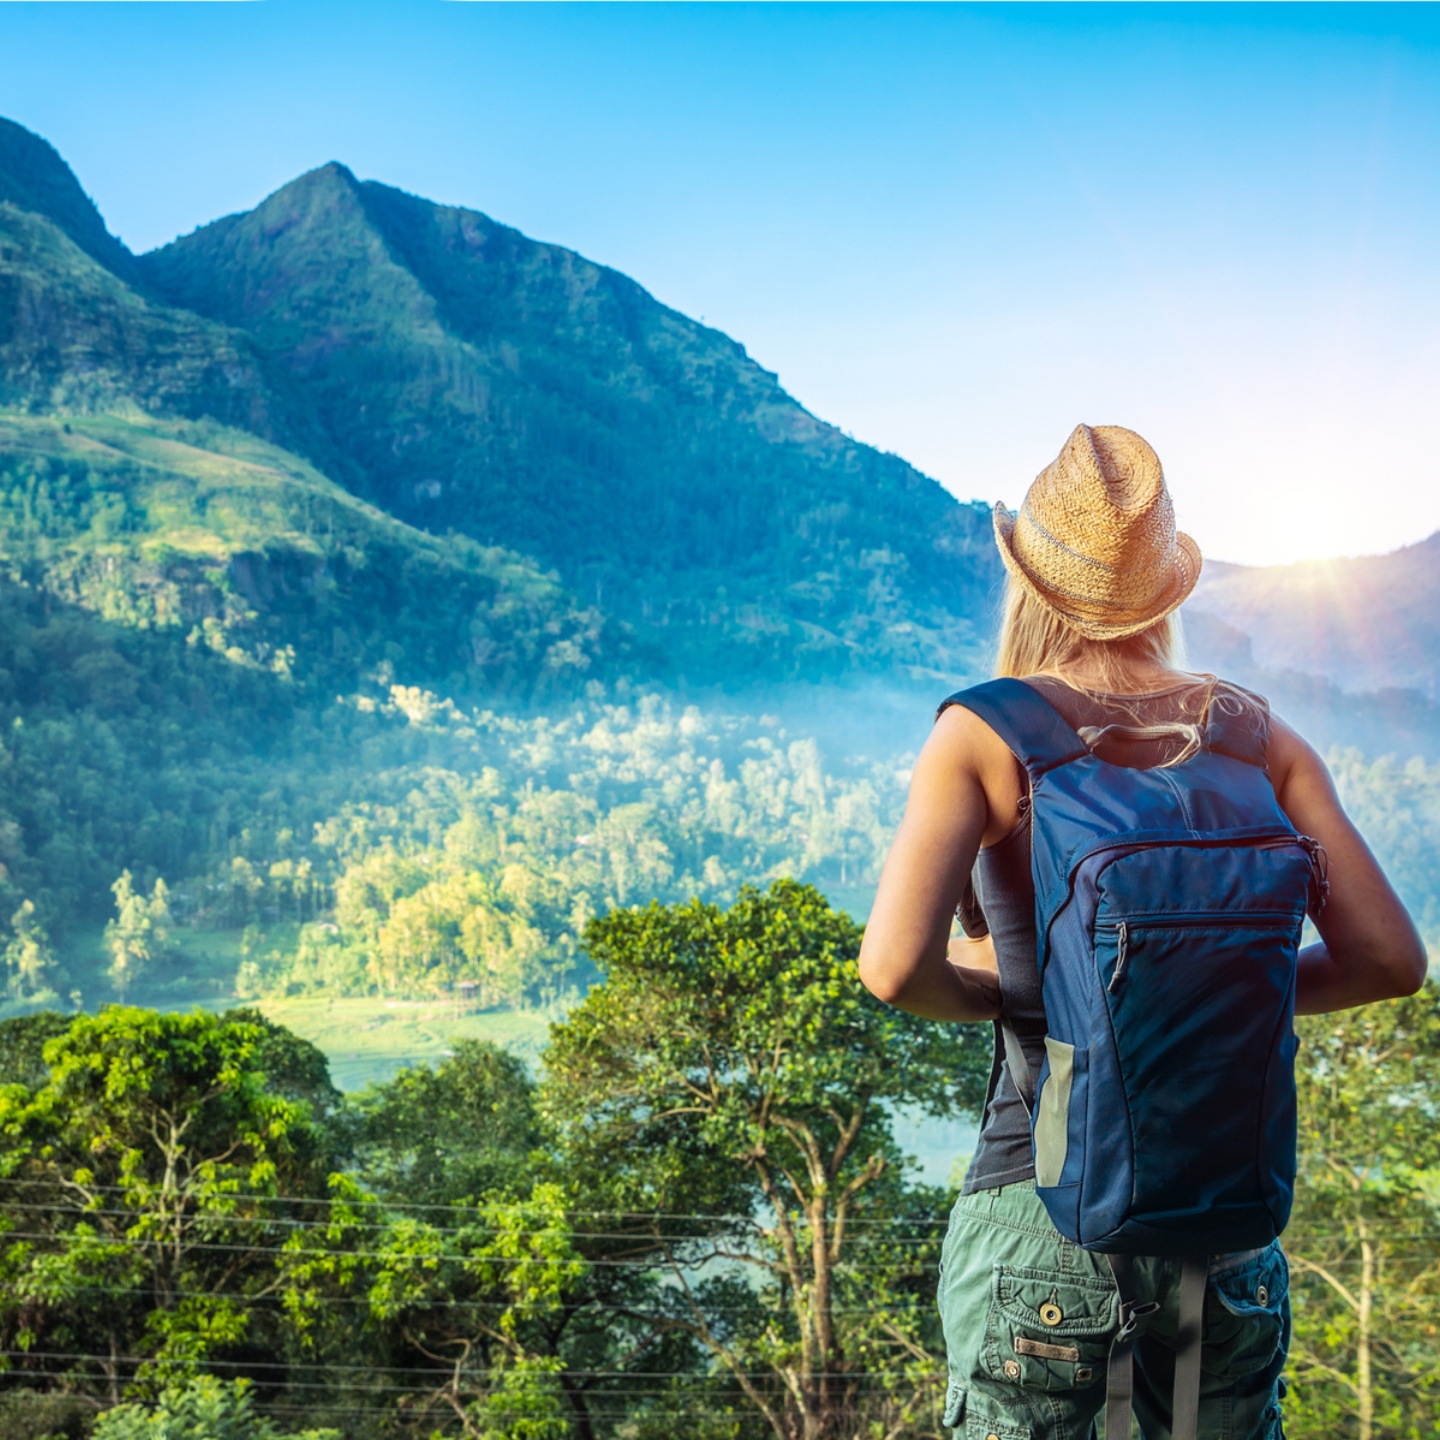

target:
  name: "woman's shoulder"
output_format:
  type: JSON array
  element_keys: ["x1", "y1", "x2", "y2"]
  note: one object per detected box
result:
[{"x1": 1204, "y1": 675, "x2": 1269, "y2": 715}]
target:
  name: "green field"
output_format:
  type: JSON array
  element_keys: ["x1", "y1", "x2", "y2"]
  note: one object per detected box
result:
[{"x1": 229, "y1": 996, "x2": 554, "y2": 1091}]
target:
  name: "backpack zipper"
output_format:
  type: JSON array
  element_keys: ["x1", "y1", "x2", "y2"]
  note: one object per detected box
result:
[
  {"x1": 1298, "y1": 835, "x2": 1331, "y2": 912},
  {"x1": 1098, "y1": 911, "x2": 1302, "y2": 994},
  {"x1": 1041, "y1": 827, "x2": 1328, "y2": 973},
  {"x1": 1096, "y1": 910, "x2": 1303, "y2": 929},
  {"x1": 1107, "y1": 920, "x2": 1128, "y2": 993}
]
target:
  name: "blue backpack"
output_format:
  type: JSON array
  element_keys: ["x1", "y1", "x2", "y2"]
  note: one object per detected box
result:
[{"x1": 950, "y1": 678, "x2": 1326, "y2": 1258}]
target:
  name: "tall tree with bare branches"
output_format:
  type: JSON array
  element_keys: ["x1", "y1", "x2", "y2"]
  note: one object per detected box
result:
[
  {"x1": 1285, "y1": 983, "x2": 1440, "y2": 1440},
  {"x1": 541, "y1": 880, "x2": 990, "y2": 1440}
]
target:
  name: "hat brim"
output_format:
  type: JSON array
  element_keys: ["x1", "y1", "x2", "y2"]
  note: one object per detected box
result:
[{"x1": 993, "y1": 502, "x2": 1202, "y2": 642}]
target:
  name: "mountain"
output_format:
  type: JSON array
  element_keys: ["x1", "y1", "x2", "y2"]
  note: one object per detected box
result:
[
  {"x1": 0, "y1": 198, "x2": 308, "y2": 448},
  {"x1": 0, "y1": 118, "x2": 139, "y2": 286},
  {"x1": 0, "y1": 117, "x2": 1006, "y2": 963},
  {"x1": 6, "y1": 111, "x2": 1440, "y2": 983},
  {"x1": 0, "y1": 202, "x2": 618, "y2": 702},
  {"x1": 1189, "y1": 536, "x2": 1440, "y2": 702},
  {"x1": 139, "y1": 163, "x2": 999, "y2": 683}
]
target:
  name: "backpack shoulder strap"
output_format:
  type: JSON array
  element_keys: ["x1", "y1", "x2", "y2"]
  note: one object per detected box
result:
[
  {"x1": 1199, "y1": 681, "x2": 1271, "y2": 772},
  {"x1": 940, "y1": 678, "x2": 1090, "y2": 779}
]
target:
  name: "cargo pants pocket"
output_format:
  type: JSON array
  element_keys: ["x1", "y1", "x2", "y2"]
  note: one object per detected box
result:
[
  {"x1": 1203, "y1": 1245, "x2": 1290, "y2": 1380},
  {"x1": 985, "y1": 1264, "x2": 1117, "y2": 1392},
  {"x1": 943, "y1": 1385, "x2": 1033, "y2": 1440}
]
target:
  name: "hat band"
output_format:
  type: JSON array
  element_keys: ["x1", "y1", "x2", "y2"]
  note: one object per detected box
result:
[{"x1": 1014, "y1": 504, "x2": 1182, "y2": 614}]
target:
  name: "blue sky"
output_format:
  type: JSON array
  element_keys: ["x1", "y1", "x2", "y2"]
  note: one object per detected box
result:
[{"x1": 2, "y1": 2, "x2": 1439, "y2": 566}]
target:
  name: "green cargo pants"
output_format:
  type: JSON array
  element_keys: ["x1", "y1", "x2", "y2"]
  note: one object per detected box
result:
[{"x1": 937, "y1": 1180, "x2": 1289, "y2": 1440}]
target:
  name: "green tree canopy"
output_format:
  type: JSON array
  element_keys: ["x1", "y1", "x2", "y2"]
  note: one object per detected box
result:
[
  {"x1": 0, "y1": 1008, "x2": 334, "y2": 1400},
  {"x1": 350, "y1": 1039, "x2": 538, "y2": 1209},
  {"x1": 1286, "y1": 982, "x2": 1440, "y2": 1440},
  {"x1": 542, "y1": 880, "x2": 990, "y2": 1440},
  {"x1": 91, "y1": 1376, "x2": 337, "y2": 1440}
]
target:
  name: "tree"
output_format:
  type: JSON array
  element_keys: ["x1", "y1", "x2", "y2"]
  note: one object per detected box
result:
[
  {"x1": 1285, "y1": 982, "x2": 1440, "y2": 1439},
  {"x1": 349, "y1": 1039, "x2": 538, "y2": 1208},
  {"x1": 104, "y1": 873, "x2": 172, "y2": 999},
  {"x1": 3, "y1": 899, "x2": 61, "y2": 1004},
  {"x1": 0, "y1": 1009, "x2": 333, "y2": 1403},
  {"x1": 542, "y1": 880, "x2": 991, "y2": 1440},
  {"x1": 277, "y1": 1177, "x2": 583, "y2": 1440},
  {"x1": 91, "y1": 1376, "x2": 337, "y2": 1440},
  {"x1": 0, "y1": 1009, "x2": 71, "y2": 1089}
]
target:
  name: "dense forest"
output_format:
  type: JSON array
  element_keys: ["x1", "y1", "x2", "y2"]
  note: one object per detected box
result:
[{"x1": 2, "y1": 892, "x2": 1436, "y2": 1440}]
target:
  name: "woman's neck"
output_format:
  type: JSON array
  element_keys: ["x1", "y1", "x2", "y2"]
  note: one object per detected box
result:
[{"x1": 1037, "y1": 658, "x2": 1195, "y2": 695}]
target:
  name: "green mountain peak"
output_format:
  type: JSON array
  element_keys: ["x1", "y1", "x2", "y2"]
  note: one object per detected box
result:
[
  {"x1": 141, "y1": 168, "x2": 1000, "y2": 683},
  {"x1": 0, "y1": 117, "x2": 138, "y2": 285}
]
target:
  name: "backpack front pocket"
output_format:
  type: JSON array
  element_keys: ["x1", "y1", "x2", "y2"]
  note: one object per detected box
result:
[{"x1": 1094, "y1": 906, "x2": 1301, "y2": 1244}]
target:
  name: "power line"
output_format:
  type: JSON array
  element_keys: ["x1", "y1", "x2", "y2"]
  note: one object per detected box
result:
[
  {"x1": 0, "y1": 1392, "x2": 817, "y2": 1424},
  {"x1": 0, "y1": 1369, "x2": 918, "y2": 1401},
  {"x1": 0, "y1": 1176, "x2": 953, "y2": 1226},
  {"x1": 0, "y1": 1352, "x2": 945, "y2": 1386},
  {"x1": 0, "y1": 1199, "x2": 944, "y2": 1247},
  {"x1": 0, "y1": 1281, "x2": 931, "y2": 1317},
  {"x1": 0, "y1": 1350, "x2": 925, "y2": 1381},
  {"x1": 0, "y1": 1230, "x2": 947, "y2": 1272}
]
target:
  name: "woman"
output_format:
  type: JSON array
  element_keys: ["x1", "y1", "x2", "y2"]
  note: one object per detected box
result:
[{"x1": 858, "y1": 425, "x2": 1426, "y2": 1440}]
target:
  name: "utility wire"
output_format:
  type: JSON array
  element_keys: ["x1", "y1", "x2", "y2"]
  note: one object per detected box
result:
[
  {"x1": 0, "y1": 1177, "x2": 953, "y2": 1226},
  {"x1": 0, "y1": 1350, "x2": 928, "y2": 1380},
  {"x1": 0, "y1": 1352, "x2": 945, "y2": 1386},
  {"x1": 0, "y1": 1200, "x2": 944, "y2": 1247},
  {"x1": 0, "y1": 1282, "x2": 931, "y2": 1317}
]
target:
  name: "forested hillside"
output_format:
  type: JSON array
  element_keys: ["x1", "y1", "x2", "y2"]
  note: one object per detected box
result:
[
  {"x1": 140, "y1": 163, "x2": 1000, "y2": 683},
  {"x1": 2, "y1": 109, "x2": 1440, "y2": 1024},
  {"x1": 1190, "y1": 536, "x2": 1440, "y2": 701},
  {"x1": 0, "y1": 114, "x2": 996, "y2": 1009}
]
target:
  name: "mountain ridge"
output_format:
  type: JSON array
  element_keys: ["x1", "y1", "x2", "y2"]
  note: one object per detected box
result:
[
  {"x1": 137, "y1": 158, "x2": 1000, "y2": 684},
  {"x1": 1190, "y1": 531, "x2": 1440, "y2": 701},
  {"x1": 3, "y1": 112, "x2": 1437, "y2": 724},
  {"x1": 0, "y1": 118, "x2": 139, "y2": 286}
]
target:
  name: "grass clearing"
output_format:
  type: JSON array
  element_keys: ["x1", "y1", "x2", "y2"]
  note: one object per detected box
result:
[{"x1": 171, "y1": 995, "x2": 555, "y2": 1090}]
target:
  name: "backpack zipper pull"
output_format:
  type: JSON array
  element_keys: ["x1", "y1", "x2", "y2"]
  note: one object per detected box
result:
[
  {"x1": 1300, "y1": 836, "x2": 1331, "y2": 913},
  {"x1": 1107, "y1": 920, "x2": 1129, "y2": 993}
]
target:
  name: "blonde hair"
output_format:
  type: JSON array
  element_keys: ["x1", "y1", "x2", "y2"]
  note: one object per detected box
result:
[{"x1": 994, "y1": 578, "x2": 1185, "y2": 690}]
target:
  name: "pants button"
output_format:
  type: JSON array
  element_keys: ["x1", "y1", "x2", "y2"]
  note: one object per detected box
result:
[{"x1": 1003, "y1": 1360, "x2": 1021, "y2": 1380}]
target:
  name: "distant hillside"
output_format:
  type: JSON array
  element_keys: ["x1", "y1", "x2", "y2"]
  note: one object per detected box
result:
[
  {"x1": 1184, "y1": 607, "x2": 1440, "y2": 761},
  {"x1": 0, "y1": 199, "x2": 309, "y2": 451},
  {"x1": 139, "y1": 164, "x2": 999, "y2": 684},
  {"x1": 1189, "y1": 534, "x2": 1440, "y2": 702},
  {"x1": 0, "y1": 138, "x2": 622, "y2": 702},
  {"x1": 0, "y1": 117, "x2": 139, "y2": 285},
  {"x1": 0, "y1": 408, "x2": 616, "y2": 698},
  {"x1": 0, "y1": 117, "x2": 1001, "y2": 972}
]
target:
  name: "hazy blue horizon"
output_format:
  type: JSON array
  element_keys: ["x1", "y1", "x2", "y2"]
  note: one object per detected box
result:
[{"x1": 3, "y1": 2, "x2": 1440, "y2": 568}]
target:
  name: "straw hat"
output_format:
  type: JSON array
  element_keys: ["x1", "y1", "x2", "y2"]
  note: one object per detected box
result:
[{"x1": 993, "y1": 424, "x2": 1202, "y2": 641}]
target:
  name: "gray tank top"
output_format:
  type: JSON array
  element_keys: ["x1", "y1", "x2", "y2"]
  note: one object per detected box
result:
[{"x1": 946, "y1": 675, "x2": 1272, "y2": 1195}]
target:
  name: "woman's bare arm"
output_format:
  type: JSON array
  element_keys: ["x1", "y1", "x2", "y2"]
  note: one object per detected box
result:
[
  {"x1": 1268, "y1": 716, "x2": 1428, "y2": 1013},
  {"x1": 858, "y1": 706, "x2": 1020, "y2": 1021}
]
